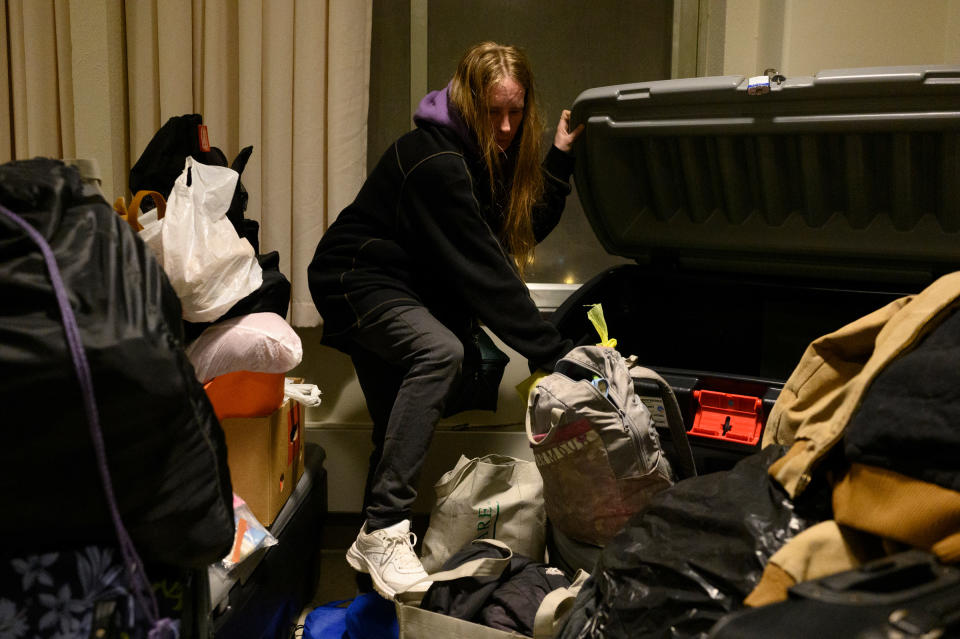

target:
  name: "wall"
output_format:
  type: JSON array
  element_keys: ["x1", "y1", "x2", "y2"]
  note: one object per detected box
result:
[
  {"x1": 366, "y1": 0, "x2": 410, "y2": 168},
  {"x1": 720, "y1": 0, "x2": 960, "y2": 77}
]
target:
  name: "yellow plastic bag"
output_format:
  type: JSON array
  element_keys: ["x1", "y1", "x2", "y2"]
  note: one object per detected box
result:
[
  {"x1": 516, "y1": 303, "x2": 617, "y2": 400},
  {"x1": 587, "y1": 303, "x2": 617, "y2": 348},
  {"x1": 516, "y1": 368, "x2": 549, "y2": 402}
]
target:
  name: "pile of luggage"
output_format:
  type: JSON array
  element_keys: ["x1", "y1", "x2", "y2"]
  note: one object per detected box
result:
[
  {"x1": 0, "y1": 114, "x2": 310, "y2": 638},
  {"x1": 386, "y1": 282, "x2": 960, "y2": 639}
]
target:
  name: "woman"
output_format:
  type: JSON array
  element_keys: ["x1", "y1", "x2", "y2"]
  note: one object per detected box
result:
[{"x1": 308, "y1": 41, "x2": 583, "y2": 598}]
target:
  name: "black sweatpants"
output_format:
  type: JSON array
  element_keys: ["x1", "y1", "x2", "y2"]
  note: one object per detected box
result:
[{"x1": 345, "y1": 304, "x2": 464, "y2": 531}]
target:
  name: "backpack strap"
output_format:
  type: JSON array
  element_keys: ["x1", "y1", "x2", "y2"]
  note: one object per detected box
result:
[{"x1": 628, "y1": 363, "x2": 698, "y2": 480}]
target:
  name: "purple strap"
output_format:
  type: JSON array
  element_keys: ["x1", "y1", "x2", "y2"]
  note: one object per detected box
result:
[{"x1": 0, "y1": 205, "x2": 175, "y2": 638}]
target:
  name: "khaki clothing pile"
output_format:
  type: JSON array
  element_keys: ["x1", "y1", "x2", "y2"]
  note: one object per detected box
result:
[{"x1": 748, "y1": 272, "x2": 960, "y2": 606}]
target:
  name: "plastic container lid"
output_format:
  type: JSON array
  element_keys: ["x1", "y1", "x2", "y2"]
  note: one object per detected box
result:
[{"x1": 569, "y1": 65, "x2": 960, "y2": 283}]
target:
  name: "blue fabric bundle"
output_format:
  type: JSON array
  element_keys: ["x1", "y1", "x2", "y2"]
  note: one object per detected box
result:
[
  {"x1": 304, "y1": 599, "x2": 349, "y2": 639},
  {"x1": 304, "y1": 593, "x2": 398, "y2": 639}
]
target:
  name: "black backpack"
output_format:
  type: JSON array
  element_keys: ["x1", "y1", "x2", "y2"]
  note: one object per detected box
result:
[
  {"x1": 0, "y1": 158, "x2": 235, "y2": 566},
  {"x1": 130, "y1": 114, "x2": 292, "y2": 340},
  {"x1": 129, "y1": 113, "x2": 256, "y2": 245}
]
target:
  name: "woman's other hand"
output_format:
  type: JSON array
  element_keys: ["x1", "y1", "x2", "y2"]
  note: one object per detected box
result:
[{"x1": 553, "y1": 109, "x2": 585, "y2": 153}]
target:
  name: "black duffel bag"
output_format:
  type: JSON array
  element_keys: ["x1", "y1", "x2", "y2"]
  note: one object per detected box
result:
[
  {"x1": 0, "y1": 158, "x2": 234, "y2": 567},
  {"x1": 442, "y1": 322, "x2": 510, "y2": 416}
]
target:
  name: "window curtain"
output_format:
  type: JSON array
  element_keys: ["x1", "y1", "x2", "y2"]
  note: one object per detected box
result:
[
  {"x1": 1, "y1": 0, "x2": 372, "y2": 328},
  {"x1": 0, "y1": 0, "x2": 79, "y2": 166},
  {"x1": 1, "y1": 0, "x2": 129, "y2": 208}
]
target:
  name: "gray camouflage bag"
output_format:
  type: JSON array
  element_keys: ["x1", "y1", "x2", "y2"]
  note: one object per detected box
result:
[{"x1": 525, "y1": 345, "x2": 697, "y2": 546}]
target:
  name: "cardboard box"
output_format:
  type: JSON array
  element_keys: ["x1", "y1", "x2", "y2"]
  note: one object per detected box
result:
[{"x1": 220, "y1": 397, "x2": 304, "y2": 527}]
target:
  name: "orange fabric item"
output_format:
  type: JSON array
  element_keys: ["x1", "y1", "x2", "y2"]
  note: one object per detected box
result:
[
  {"x1": 204, "y1": 370, "x2": 285, "y2": 420},
  {"x1": 743, "y1": 561, "x2": 795, "y2": 607},
  {"x1": 833, "y1": 463, "x2": 960, "y2": 563}
]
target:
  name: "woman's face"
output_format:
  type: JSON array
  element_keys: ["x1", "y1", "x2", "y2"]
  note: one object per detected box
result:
[{"x1": 487, "y1": 76, "x2": 525, "y2": 151}]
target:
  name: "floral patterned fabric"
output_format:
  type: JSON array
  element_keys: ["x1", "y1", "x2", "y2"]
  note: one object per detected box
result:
[{"x1": 0, "y1": 545, "x2": 195, "y2": 639}]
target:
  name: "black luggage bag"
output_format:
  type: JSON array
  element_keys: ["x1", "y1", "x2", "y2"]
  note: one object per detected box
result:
[{"x1": 708, "y1": 550, "x2": 960, "y2": 638}]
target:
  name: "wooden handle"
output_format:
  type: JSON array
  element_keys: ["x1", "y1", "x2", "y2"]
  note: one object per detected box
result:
[
  {"x1": 119, "y1": 190, "x2": 167, "y2": 231},
  {"x1": 113, "y1": 196, "x2": 128, "y2": 220}
]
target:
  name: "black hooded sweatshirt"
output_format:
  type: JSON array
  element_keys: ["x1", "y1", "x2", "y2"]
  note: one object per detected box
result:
[{"x1": 308, "y1": 87, "x2": 575, "y2": 370}]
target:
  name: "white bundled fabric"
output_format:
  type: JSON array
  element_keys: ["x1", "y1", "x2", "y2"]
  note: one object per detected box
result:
[
  {"x1": 284, "y1": 379, "x2": 322, "y2": 407},
  {"x1": 186, "y1": 312, "x2": 302, "y2": 383},
  {"x1": 162, "y1": 156, "x2": 263, "y2": 322}
]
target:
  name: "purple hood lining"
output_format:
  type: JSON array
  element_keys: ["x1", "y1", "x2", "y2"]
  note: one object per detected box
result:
[{"x1": 413, "y1": 83, "x2": 477, "y2": 152}]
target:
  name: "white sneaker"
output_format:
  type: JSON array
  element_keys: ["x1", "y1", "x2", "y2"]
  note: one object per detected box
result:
[{"x1": 345, "y1": 520, "x2": 432, "y2": 599}]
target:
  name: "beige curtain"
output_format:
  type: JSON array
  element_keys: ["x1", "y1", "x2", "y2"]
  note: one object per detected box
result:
[
  {"x1": 2, "y1": 0, "x2": 139, "y2": 217},
  {"x1": 0, "y1": 0, "x2": 76, "y2": 163},
  {"x1": 1, "y1": 0, "x2": 372, "y2": 328},
  {"x1": 125, "y1": 0, "x2": 372, "y2": 326}
]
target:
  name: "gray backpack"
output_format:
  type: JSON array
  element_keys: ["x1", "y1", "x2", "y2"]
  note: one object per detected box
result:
[{"x1": 525, "y1": 345, "x2": 697, "y2": 546}]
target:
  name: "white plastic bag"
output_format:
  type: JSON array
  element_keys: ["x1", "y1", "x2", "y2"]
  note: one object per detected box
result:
[
  {"x1": 162, "y1": 156, "x2": 262, "y2": 322},
  {"x1": 114, "y1": 190, "x2": 166, "y2": 259},
  {"x1": 138, "y1": 206, "x2": 164, "y2": 258},
  {"x1": 185, "y1": 312, "x2": 303, "y2": 382},
  {"x1": 219, "y1": 494, "x2": 278, "y2": 573}
]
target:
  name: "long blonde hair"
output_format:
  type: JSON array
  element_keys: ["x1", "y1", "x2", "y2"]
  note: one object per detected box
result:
[{"x1": 449, "y1": 42, "x2": 544, "y2": 276}]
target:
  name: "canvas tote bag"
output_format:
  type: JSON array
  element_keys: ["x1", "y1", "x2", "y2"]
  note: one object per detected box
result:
[{"x1": 421, "y1": 454, "x2": 546, "y2": 573}]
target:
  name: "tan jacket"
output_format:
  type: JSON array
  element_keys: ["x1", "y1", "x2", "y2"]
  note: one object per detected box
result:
[{"x1": 747, "y1": 272, "x2": 960, "y2": 605}]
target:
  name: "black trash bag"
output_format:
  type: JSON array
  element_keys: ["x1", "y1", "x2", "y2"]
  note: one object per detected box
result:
[
  {"x1": 0, "y1": 158, "x2": 235, "y2": 567},
  {"x1": 241, "y1": 217, "x2": 261, "y2": 254},
  {"x1": 558, "y1": 445, "x2": 820, "y2": 639},
  {"x1": 707, "y1": 550, "x2": 960, "y2": 639},
  {"x1": 442, "y1": 324, "x2": 510, "y2": 416}
]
